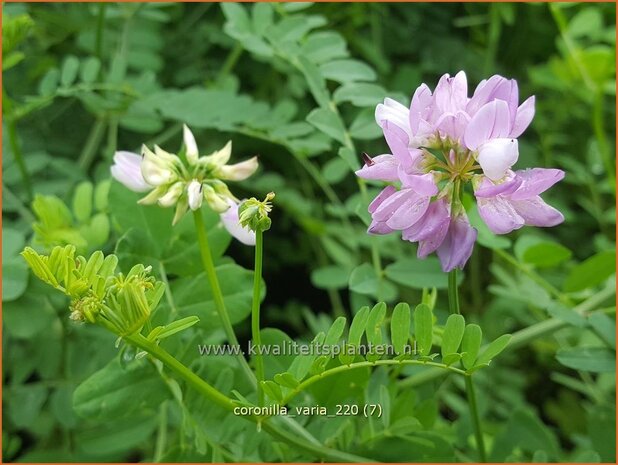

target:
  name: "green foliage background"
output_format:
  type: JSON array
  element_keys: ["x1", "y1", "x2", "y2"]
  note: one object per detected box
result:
[{"x1": 2, "y1": 2, "x2": 616, "y2": 463}]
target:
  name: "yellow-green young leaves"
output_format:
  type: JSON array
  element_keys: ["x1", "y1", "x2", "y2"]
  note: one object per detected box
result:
[
  {"x1": 21, "y1": 246, "x2": 164, "y2": 337},
  {"x1": 238, "y1": 192, "x2": 275, "y2": 232}
]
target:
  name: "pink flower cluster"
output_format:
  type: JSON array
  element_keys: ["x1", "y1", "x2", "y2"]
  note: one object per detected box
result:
[{"x1": 358, "y1": 71, "x2": 564, "y2": 272}]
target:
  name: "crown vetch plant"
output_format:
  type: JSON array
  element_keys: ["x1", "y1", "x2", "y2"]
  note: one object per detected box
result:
[{"x1": 10, "y1": 3, "x2": 614, "y2": 463}]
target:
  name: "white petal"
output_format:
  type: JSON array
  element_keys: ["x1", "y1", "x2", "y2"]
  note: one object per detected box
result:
[
  {"x1": 157, "y1": 182, "x2": 184, "y2": 207},
  {"x1": 218, "y1": 156, "x2": 258, "y2": 181},
  {"x1": 187, "y1": 180, "x2": 203, "y2": 211},
  {"x1": 183, "y1": 125, "x2": 199, "y2": 164},
  {"x1": 476, "y1": 138, "x2": 519, "y2": 181}
]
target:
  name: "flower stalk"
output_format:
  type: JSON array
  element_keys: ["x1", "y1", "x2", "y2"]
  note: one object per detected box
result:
[
  {"x1": 448, "y1": 268, "x2": 485, "y2": 461},
  {"x1": 252, "y1": 228, "x2": 265, "y2": 406},
  {"x1": 193, "y1": 210, "x2": 255, "y2": 386}
]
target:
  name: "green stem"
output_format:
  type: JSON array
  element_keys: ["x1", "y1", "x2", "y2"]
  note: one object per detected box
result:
[
  {"x1": 78, "y1": 117, "x2": 107, "y2": 171},
  {"x1": 124, "y1": 333, "x2": 374, "y2": 463},
  {"x1": 252, "y1": 229, "x2": 265, "y2": 406},
  {"x1": 465, "y1": 375, "x2": 487, "y2": 462},
  {"x1": 95, "y1": 3, "x2": 107, "y2": 64},
  {"x1": 281, "y1": 359, "x2": 465, "y2": 406},
  {"x1": 192, "y1": 210, "x2": 255, "y2": 386},
  {"x1": 447, "y1": 270, "x2": 485, "y2": 461},
  {"x1": 592, "y1": 90, "x2": 615, "y2": 191},
  {"x1": 448, "y1": 269, "x2": 460, "y2": 315},
  {"x1": 217, "y1": 43, "x2": 243, "y2": 82},
  {"x1": 153, "y1": 402, "x2": 167, "y2": 462},
  {"x1": 7, "y1": 120, "x2": 33, "y2": 201}
]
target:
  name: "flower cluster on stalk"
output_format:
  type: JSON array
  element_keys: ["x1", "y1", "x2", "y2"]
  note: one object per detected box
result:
[
  {"x1": 111, "y1": 125, "x2": 257, "y2": 245},
  {"x1": 358, "y1": 71, "x2": 565, "y2": 272}
]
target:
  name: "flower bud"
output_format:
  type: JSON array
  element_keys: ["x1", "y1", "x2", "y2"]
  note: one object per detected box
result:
[{"x1": 238, "y1": 192, "x2": 275, "y2": 232}]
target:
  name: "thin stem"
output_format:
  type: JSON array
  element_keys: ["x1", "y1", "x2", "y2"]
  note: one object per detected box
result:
[
  {"x1": 124, "y1": 333, "x2": 375, "y2": 463},
  {"x1": 252, "y1": 229, "x2": 265, "y2": 406},
  {"x1": 216, "y1": 43, "x2": 243, "y2": 82},
  {"x1": 192, "y1": 210, "x2": 255, "y2": 386},
  {"x1": 153, "y1": 402, "x2": 167, "y2": 462},
  {"x1": 465, "y1": 375, "x2": 487, "y2": 462},
  {"x1": 95, "y1": 3, "x2": 107, "y2": 63},
  {"x1": 448, "y1": 269, "x2": 460, "y2": 315},
  {"x1": 447, "y1": 269, "x2": 485, "y2": 461},
  {"x1": 77, "y1": 117, "x2": 107, "y2": 171},
  {"x1": 281, "y1": 359, "x2": 465, "y2": 406},
  {"x1": 7, "y1": 120, "x2": 33, "y2": 201}
]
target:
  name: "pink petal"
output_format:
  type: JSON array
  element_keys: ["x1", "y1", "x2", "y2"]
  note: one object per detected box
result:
[
  {"x1": 474, "y1": 171, "x2": 522, "y2": 198},
  {"x1": 403, "y1": 198, "x2": 450, "y2": 244},
  {"x1": 398, "y1": 170, "x2": 439, "y2": 196},
  {"x1": 464, "y1": 100, "x2": 512, "y2": 150},
  {"x1": 435, "y1": 111, "x2": 470, "y2": 142},
  {"x1": 437, "y1": 213, "x2": 477, "y2": 272},
  {"x1": 409, "y1": 83, "x2": 433, "y2": 135},
  {"x1": 432, "y1": 71, "x2": 468, "y2": 116},
  {"x1": 510, "y1": 96, "x2": 535, "y2": 138},
  {"x1": 368, "y1": 185, "x2": 397, "y2": 214},
  {"x1": 383, "y1": 122, "x2": 417, "y2": 172},
  {"x1": 368, "y1": 219, "x2": 394, "y2": 235},
  {"x1": 386, "y1": 193, "x2": 430, "y2": 230},
  {"x1": 509, "y1": 168, "x2": 565, "y2": 200},
  {"x1": 110, "y1": 151, "x2": 151, "y2": 192},
  {"x1": 509, "y1": 196, "x2": 564, "y2": 227},
  {"x1": 477, "y1": 196, "x2": 525, "y2": 234},
  {"x1": 466, "y1": 75, "x2": 506, "y2": 116},
  {"x1": 372, "y1": 189, "x2": 412, "y2": 222},
  {"x1": 355, "y1": 154, "x2": 400, "y2": 182}
]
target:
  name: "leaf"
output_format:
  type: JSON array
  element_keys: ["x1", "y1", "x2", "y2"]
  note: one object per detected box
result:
[
  {"x1": 306, "y1": 107, "x2": 347, "y2": 145},
  {"x1": 262, "y1": 380, "x2": 282, "y2": 402},
  {"x1": 545, "y1": 303, "x2": 587, "y2": 328},
  {"x1": 588, "y1": 313, "x2": 616, "y2": 349},
  {"x1": 476, "y1": 334, "x2": 512, "y2": 366},
  {"x1": 274, "y1": 372, "x2": 299, "y2": 389},
  {"x1": 252, "y1": 2, "x2": 273, "y2": 35},
  {"x1": 365, "y1": 302, "x2": 386, "y2": 345},
  {"x1": 349, "y1": 109, "x2": 383, "y2": 140},
  {"x1": 556, "y1": 347, "x2": 615, "y2": 373},
  {"x1": 60, "y1": 55, "x2": 80, "y2": 87},
  {"x1": 461, "y1": 324, "x2": 482, "y2": 370},
  {"x1": 171, "y1": 264, "x2": 261, "y2": 330},
  {"x1": 391, "y1": 303, "x2": 411, "y2": 355},
  {"x1": 73, "y1": 358, "x2": 169, "y2": 420},
  {"x1": 414, "y1": 303, "x2": 433, "y2": 355},
  {"x1": 441, "y1": 314, "x2": 465, "y2": 359},
  {"x1": 324, "y1": 316, "x2": 346, "y2": 346},
  {"x1": 72, "y1": 181, "x2": 93, "y2": 224},
  {"x1": 301, "y1": 31, "x2": 348, "y2": 64},
  {"x1": 564, "y1": 250, "x2": 616, "y2": 292},
  {"x1": 322, "y1": 157, "x2": 350, "y2": 184},
  {"x1": 347, "y1": 306, "x2": 370, "y2": 346},
  {"x1": 522, "y1": 242, "x2": 572, "y2": 268},
  {"x1": 3, "y1": 258, "x2": 28, "y2": 301},
  {"x1": 310, "y1": 265, "x2": 349, "y2": 290},
  {"x1": 385, "y1": 257, "x2": 454, "y2": 289},
  {"x1": 348, "y1": 263, "x2": 378, "y2": 295},
  {"x1": 297, "y1": 55, "x2": 330, "y2": 108},
  {"x1": 80, "y1": 56, "x2": 101, "y2": 83},
  {"x1": 319, "y1": 59, "x2": 376, "y2": 83},
  {"x1": 333, "y1": 82, "x2": 386, "y2": 107},
  {"x1": 288, "y1": 332, "x2": 324, "y2": 380},
  {"x1": 150, "y1": 316, "x2": 200, "y2": 341}
]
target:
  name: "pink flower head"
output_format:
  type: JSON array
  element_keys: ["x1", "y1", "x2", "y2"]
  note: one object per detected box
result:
[{"x1": 361, "y1": 71, "x2": 563, "y2": 272}]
